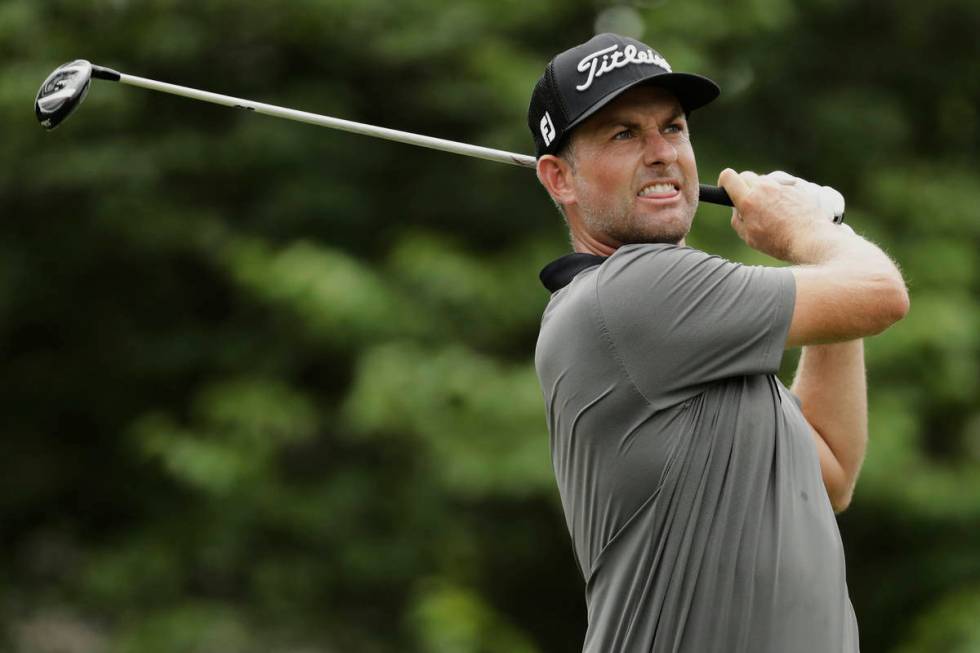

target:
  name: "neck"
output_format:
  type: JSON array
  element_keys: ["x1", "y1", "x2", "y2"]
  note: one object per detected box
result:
[{"x1": 571, "y1": 231, "x2": 618, "y2": 257}]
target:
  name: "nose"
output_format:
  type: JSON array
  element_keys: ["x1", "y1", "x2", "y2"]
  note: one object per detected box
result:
[{"x1": 642, "y1": 130, "x2": 678, "y2": 167}]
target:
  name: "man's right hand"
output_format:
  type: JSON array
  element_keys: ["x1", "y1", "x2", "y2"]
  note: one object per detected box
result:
[{"x1": 717, "y1": 169, "x2": 844, "y2": 264}]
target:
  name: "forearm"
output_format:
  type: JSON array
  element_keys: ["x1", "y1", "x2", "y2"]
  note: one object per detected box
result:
[
  {"x1": 790, "y1": 339, "x2": 867, "y2": 511},
  {"x1": 791, "y1": 224, "x2": 907, "y2": 316},
  {"x1": 786, "y1": 225, "x2": 910, "y2": 347},
  {"x1": 789, "y1": 222, "x2": 888, "y2": 268}
]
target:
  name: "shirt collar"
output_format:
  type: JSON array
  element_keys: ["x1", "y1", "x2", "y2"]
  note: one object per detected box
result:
[{"x1": 539, "y1": 252, "x2": 608, "y2": 292}]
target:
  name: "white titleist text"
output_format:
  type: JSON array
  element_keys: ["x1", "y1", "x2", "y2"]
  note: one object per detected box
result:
[{"x1": 576, "y1": 44, "x2": 671, "y2": 92}]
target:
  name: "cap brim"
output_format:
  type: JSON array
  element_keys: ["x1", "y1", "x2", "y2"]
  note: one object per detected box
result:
[{"x1": 563, "y1": 72, "x2": 720, "y2": 142}]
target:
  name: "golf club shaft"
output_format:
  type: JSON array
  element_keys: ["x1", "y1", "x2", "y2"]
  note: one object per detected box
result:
[{"x1": 92, "y1": 65, "x2": 733, "y2": 206}]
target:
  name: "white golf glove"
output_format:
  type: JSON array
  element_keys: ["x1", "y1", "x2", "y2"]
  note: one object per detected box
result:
[{"x1": 767, "y1": 170, "x2": 845, "y2": 224}]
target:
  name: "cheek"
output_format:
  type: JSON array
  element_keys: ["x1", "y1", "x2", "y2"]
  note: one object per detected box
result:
[
  {"x1": 578, "y1": 162, "x2": 630, "y2": 200},
  {"x1": 679, "y1": 147, "x2": 699, "y2": 194},
  {"x1": 678, "y1": 143, "x2": 697, "y2": 172},
  {"x1": 595, "y1": 162, "x2": 635, "y2": 194}
]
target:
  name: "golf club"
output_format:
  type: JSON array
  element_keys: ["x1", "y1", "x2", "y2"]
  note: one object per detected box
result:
[{"x1": 34, "y1": 59, "x2": 844, "y2": 221}]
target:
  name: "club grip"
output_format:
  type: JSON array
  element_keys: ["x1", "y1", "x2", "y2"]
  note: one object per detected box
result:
[
  {"x1": 698, "y1": 184, "x2": 732, "y2": 207},
  {"x1": 698, "y1": 183, "x2": 845, "y2": 224}
]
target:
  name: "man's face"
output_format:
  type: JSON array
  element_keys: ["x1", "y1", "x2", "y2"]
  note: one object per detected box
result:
[{"x1": 562, "y1": 85, "x2": 699, "y2": 246}]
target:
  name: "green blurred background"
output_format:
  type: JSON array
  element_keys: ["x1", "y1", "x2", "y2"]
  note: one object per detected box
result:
[{"x1": 3, "y1": 0, "x2": 978, "y2": 651}]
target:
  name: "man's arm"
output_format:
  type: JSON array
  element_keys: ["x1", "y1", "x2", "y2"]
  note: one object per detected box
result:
[
  {"x1": 717, "y1": 170, "x2": 909, "y2": 346},
  {"x1": 783, "y1": 221, "x2": 890, "y2": 510},
  {"x1": 785, "y1": 227, "x2": 908, "y2": 347},
  {"x1": 791, "y1": 341, "x2": 866, "y2": 512},
  {"x1": 718, "y1": 169, "x2": 908, "y2": 511}
]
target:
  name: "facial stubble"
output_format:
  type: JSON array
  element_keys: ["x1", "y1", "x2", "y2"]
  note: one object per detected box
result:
[{"x1": 574, "y1": 173, "x2": 697, "y2": 246}]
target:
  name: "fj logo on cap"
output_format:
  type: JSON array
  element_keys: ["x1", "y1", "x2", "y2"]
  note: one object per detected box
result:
[
  {"x1": 576, "y1": 44, "x2": 672, "y2": 92},
  {"x1": 540, "y1": 111, "x2": 556, "y2": 146}
]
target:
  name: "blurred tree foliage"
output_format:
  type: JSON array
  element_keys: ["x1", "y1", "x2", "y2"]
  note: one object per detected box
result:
[{"x1": 2, "y1": 0, "x2": 978, "y2": 651}]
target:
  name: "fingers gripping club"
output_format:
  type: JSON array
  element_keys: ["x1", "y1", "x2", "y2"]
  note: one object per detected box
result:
[{"x1": 719, "y1": 169, "x2": 845, "y2": 224}]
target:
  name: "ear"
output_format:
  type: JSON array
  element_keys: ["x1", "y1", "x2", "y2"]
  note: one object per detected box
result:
[{"x1": 536, "y1": 154, "x2": 577, "y2": 207}]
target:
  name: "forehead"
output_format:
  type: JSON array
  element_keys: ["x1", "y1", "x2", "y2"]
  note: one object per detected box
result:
[{"x1": 577, "y1": 85, "x2": 684, "y2": 134}]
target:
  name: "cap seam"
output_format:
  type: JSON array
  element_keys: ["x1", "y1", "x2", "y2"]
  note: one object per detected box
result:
[
  {"x1": 546, "y1": 62, "x2": 570, "y2": 154},
  {"x1": 546, "y1": 62, "x2": 569, "y2": 125}
]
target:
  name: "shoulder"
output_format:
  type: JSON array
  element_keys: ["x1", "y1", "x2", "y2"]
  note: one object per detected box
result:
[
  {"x1": 596, "y1": 243, "x2": 795, "y2": 323},
  {"x1": 598, "y1": 243, "x2": 730, "y2": 290}
]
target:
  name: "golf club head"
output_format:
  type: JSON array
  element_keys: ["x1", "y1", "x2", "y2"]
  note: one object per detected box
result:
[{"x1": 36, "y1": 59, "x2": 94, "y2": 130}]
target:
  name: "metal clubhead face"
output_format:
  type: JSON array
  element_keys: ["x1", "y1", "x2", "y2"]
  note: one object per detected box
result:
[{"x1": 36, "y1": 60, "x2": 94, "y2": 130}]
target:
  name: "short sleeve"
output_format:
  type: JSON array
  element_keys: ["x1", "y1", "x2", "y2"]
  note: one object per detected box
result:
[{"x1": 596, "y1": 243, "x2": 795, "y2": 410}]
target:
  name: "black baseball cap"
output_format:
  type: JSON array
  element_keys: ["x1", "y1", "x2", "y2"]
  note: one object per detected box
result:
[{"x1": 528, "y1": 33, "x2": 720, "y2": 157}]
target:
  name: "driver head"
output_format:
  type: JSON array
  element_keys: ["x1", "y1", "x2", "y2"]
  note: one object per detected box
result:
[{"x1": 36, "y1": 59, "x2": 93, "y2": 130}]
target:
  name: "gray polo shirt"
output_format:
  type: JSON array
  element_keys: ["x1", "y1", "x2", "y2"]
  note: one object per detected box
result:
[{"x1": 535, "y1": 243, "x2": 859, "y2": 653}]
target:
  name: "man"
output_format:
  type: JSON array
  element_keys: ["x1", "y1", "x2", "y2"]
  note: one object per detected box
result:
[{"x1": 528, "y1": 33, "x2": 908, "y2": 652}]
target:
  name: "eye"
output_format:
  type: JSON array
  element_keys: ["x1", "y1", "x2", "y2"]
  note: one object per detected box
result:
[
  {"x1": 612, "y1": 128, "x2": 633, "y2": 140},
  {"x1": 663, "y1": 122, "x2": 684, "y2": 134}
]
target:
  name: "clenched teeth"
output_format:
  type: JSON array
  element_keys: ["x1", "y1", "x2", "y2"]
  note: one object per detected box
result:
[{"x1": 638, "y1": 183, "x2": 677, "y2": 196}]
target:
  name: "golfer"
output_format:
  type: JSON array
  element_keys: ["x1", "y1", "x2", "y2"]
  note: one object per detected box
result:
[{"x1": 529, "y1": 33, "x2": 908, "y2": 652}]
